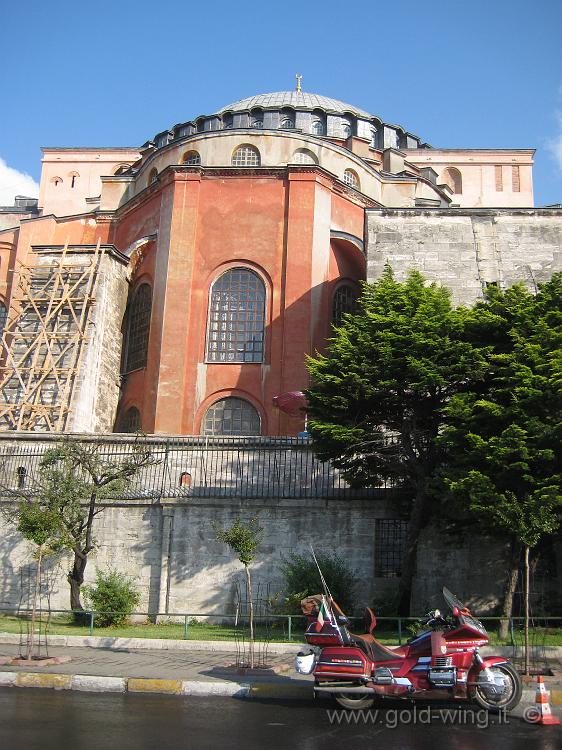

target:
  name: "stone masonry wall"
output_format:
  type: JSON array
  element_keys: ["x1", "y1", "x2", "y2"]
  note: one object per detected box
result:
[{"x1": 366, "y1": 208, "x2": 562, "y2": 304}]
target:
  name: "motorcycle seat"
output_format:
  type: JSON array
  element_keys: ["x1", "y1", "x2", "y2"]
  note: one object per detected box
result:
[{"x1": 352, "y1": 633, "x2": 407, "y2": 662}]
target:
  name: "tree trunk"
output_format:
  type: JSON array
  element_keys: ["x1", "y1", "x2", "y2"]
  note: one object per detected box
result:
[
  {"x1": 27, "y1": 546, "x2": 43, "y2": 660},
  {"x1": 524, "y1": 545, "x2": 530, "y2": 676},
  {"x1": 499, "y1": 541, "x2": 521, "y2": 640},
  {"x1": 68, "y1": 549, "x2": 88, "y2": 623},
  {"x1": 245, "y1": 564, "x2": 254, "y2": 669},
  {"x1": 397, "y1": 485, "x2": 429, "y2": 616}
]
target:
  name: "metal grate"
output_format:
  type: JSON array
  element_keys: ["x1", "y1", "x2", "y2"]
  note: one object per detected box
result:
[
  {"x1": 182, "y1": 150, "x2": 201, "y2": 165},
  {"x1": 231, "y1": 145, "x2": 260, "y2": 167},
  {"x1": 117, "y1": 406, "x2": 141, "y2": 433},
  {"x1": 125, "y1": 284, "x2": 152, "y2": 372},
  {"x1": 207, "y1": 268, "x2": 265, "y2": 363},
  {"x1": 332, "y1": 285, "x2": 358, "y2": 328},
  {"x1": 343, "y1": 169, "x2": 359, "y2": 190},
  {"x1": 203, "y1": 397, "x2": 260, "y2": 436},
  {"x1": 374, "y1": 519, "x2": 408, "y2": 577}
]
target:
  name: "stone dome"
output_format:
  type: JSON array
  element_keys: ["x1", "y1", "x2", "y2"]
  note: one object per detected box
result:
[{"x1": 218, "y1": 91, "x2": 373, "y2": 119}]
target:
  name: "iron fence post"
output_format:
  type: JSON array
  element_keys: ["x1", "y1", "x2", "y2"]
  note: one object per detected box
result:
[
  {"x1": 509, "y1": 617, "x2": 515, "y2": 647},
  {"x1": 288, "y1": 616, "x2": 292, "y2": 641},
  {"x1": 89, "y1": 611, "x2": 94, "y2": 636},
  {"x1": 184, "y1": 615, "x2": 189, "y2": 640}
]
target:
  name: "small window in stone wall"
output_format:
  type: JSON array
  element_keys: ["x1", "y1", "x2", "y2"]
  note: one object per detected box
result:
[
  {"x1": 341, "y1": 122, "x2": 352, "y2": 139},
  {"x1": 343, "y1": 169, "x2": 360, "y2": 190},
  {"x1": 203, "y1": 397, "x2": 261, "y2": 436},
  {"x1": 281, "y1": 118, "x2": 295, "y2": 129},
  {"x1": 374, "y1": 519, "x2": 408, "y2": 577},
  {"x1": 512, "y1": 165, "x2": 520, "y2": 192},
  {"x1": 311, "y1": 120, "x2": 324, "y2": 136},
  {"x1": 231, "y1": 145, "x2": 261, "y2": 167},
  {"x1": 182, "y1": 150, "x2": 201, "y2": 165},
  {"x1": 148, "y1": 167, "x2": 158, "y2": 185},
  {"x1": 292, "y1": 148, "x2": 318, "y2": 165}
]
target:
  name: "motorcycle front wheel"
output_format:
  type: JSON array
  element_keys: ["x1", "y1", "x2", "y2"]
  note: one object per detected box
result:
[
  {"x1": 334, "y1": 692, "x2": 376, "y2": 710},
  {"x1": 472, "y1": 662, "x2": 522, "y2": 712}
]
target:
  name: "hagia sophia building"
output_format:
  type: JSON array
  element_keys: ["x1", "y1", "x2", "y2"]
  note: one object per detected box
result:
[{"x1": 0, "y1": 81, "x2": 558, "y2": 439}]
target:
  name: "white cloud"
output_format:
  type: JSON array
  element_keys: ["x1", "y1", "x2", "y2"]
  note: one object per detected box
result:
[{"x1": 0, "y1": 158, "x2": 39, "y2": 206}]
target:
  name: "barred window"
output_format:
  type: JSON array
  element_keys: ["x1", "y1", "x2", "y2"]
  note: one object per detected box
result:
[
  {"x1": 343, "y1": 169, "x2": 360, "y2": 190},
  {"x1": 311, "y1": 120, "x2": 324, "y2": 135},
  {"x1": 341, "y1": 122, "x2": 352, "y2": 139},
  {"x1": 182, "y1": 150, "x2": 201, "y2": 165},
  {"x1": 281, "y1": 118, "x2": 295, "y2": 128},
  {"x1": 252, "y1": 119, "x2": 263, "y2": 129},
  {"x1": 332, "y1": 285, "x2": 358, "y2": 327},
  {"x1": 231, "y1": 145, "x2": 261, "y2": 166},
  {"x1": 203, "y1": 397, "x2": 261, "y2": 436},
  {"x1": 0, "y1": 302, "x2": 7, "y2": 338},
  {"x1": 118, "y1": 406, "x2": 141, "y2": 433},
  {"x1": 374, "y1": 519, "x2": 408, "y2": 577},
  {"x1": 207, "y1": 268, "x2": 265, "y2": 363},
  {"x1": 125, "y1": 284, "x2": 152, "y2": 372}
]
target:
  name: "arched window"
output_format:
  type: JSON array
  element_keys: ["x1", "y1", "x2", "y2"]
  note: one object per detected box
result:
[
  {"x1": 281, "y1": 118, "x2": 295, "y2": 129},
  {"x1": 231, "y1": 145, "x2": 261, "y2": 167},
  {"x1": 332, "y1": 285, "x2": 358, "y2": 327},
  {"x1": 341, "y1": 122, "x2": 352, "y2": 139},
  {"x1": 148, "y1": 168, "x2": 158, "y2": 185},
  {"x1": 207, "y1": 268, "x2": 265, "y2": 363},
  {"x1": 118, "y1": 406, "x2": 141, "y2": 433},
  {"x1": 311, "y1": 120, "x2": 324, "y2": 136},
  {"x1": 125, "y1": 284, "x2": 152, "y2": 372},
  {"x1": 182, "y1": 150, "x2": 201, "y2": 165},
  {"x1": 203, "y1": 397, "x2": 261, "y2": 436},
  {"x1": 51, "y1": 176, "x2": 63, "y2": 186},
  {"x1": 343, "y1": 169, "x2": 360, "y2": 190},
  {"x1": 252, "y1": 119, "x2": 263, "y2": 129},
  {"x1": 292, "y1": 148, "x2": 318, "y2": 165},
  {"x1": 442, "y1": 167, "x2": 462, "y2": 194},
  {"x1": 0, "y1": 302, "x2": 7, "y2": 338},
  {"x1": 69, "y1": 171, "x2": 79, "y2": 188}
]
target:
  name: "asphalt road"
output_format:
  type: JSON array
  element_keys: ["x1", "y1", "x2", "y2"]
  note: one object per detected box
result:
[{"x1": 0, "y1": 689, "x2": 560, "y2": 750}]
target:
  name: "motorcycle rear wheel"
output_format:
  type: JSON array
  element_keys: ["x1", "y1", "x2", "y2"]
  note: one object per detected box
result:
[
  {"x1": 334, "y1": 692, "x2": 376, "y2": 710},
  {"x1": 472, "y1": 662, "x2": 522, "y2": 712}
]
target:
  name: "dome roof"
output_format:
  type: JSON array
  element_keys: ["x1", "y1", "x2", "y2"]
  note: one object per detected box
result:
[{"x1": 218, "y1": 91, "x2": 373, "y2": 119}]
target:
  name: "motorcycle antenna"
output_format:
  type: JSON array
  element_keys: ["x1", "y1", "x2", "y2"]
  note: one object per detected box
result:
[{"x1": 309, "y1": 545, "x2": 343, "y2": 640}]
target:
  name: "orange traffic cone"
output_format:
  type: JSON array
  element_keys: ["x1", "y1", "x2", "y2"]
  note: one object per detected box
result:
[{"x1": 534, "y1": 675, "x2": 561, "y2": 726}]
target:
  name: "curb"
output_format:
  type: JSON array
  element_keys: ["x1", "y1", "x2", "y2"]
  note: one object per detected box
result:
[{"x1": 0, "y1": 670, "x2": 559, "y2": 704}]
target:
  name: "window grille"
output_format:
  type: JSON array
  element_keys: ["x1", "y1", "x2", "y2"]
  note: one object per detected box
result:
[
  {"x1": 343, "y1": 169, "x2": 360, "y2": 190},
  {"x1": 203, "y1": 397, "x2": 261, "y2": 436},
  {"x1": 374, "y1": 519, "x2": 408, "y2": 577},
  {"x1": 293, "y1": 149, "x2": 317, "y2": 165},
  {"x1": 207, "y1": 268, "x2": 265, "y2": 363},
  {"x1": 119, "y1": 406, "x2": 141, "y2": 433},
  {"x1": 341, "y1": 123, "x2": 352, "y2": 138},
  {"x1": 125, "y1": 284, "x2": 152, "y2": 372},
  {"x1": 332, "y1": 285, "x2": 358, "y2": 327},
  {"x1": 231, "y1": 145, "x2": 261, "y2": 167},
  {"x1": 281, "y1": 118, "x2": 295, "y2": 128},
  {"x1": 182, "y1": 150, "x2": 201, "y2": 165},
  {"x1": 311, "y1": 120, "x2": 324, "y2": 135},
  {"x1": 253, "y1": 120, "x2": 263, "y2": 129}
]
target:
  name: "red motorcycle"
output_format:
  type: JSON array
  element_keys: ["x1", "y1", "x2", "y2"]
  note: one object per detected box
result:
[{"x1": 295, "y1": 587, "x2": 522, "y2": 712}]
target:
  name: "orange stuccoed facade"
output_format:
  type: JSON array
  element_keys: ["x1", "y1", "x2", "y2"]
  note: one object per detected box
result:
[{"x1": 0, "y1": 89, "x2": 538, "y2": 437}]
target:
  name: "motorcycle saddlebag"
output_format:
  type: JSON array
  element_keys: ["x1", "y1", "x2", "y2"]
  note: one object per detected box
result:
[{"x1": 315, "y1": 646, "x2": 369, "y2": 679}]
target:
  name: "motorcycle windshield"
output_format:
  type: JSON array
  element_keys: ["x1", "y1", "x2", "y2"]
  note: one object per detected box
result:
[{"x1": 442, "y1": 587, "x2": 488, "y2": 636}]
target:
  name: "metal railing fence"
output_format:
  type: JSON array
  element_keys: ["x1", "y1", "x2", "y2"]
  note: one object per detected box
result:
[
  {"x1": 0, "y1": 434, "x2": 401, "y2": 500},
  {"x1": 1, "y1": 608, "x2": 561, "y2": 646}
]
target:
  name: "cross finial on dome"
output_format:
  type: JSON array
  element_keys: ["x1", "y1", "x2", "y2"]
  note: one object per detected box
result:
[{"x1": 295, "y1": 73, "x2": 302, "y2": 92}]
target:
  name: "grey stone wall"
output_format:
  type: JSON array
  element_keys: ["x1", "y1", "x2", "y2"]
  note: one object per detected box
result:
[{"x1": 366, "y1": 208, "x2": 562, "y2": 304}]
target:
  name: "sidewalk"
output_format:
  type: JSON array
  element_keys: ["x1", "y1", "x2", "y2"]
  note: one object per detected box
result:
[{"x1": 0, "y1": 636, "x2": 560, "y2": 709}]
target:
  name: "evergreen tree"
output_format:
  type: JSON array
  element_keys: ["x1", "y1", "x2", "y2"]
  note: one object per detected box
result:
[{"x1": 306, "y1": 267, "x2": 488, "y2": 614}]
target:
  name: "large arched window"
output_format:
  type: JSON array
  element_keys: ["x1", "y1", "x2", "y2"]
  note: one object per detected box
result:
[
  {"x1": 343, "y1": 169, "x2": 360, "y2": 190},
  {"x1": 231, "y1": 145, "x2": 261, "y2": 167},
  {"x1": 332, "y1": 285, "x2": 358, "y2": 328},
  {"x1": 181, "y1": 150, "x2": 201, "y2": 165},
  {"x1": 442, "y1": 167, "x2": 462, "y2": 194},
  {"x1": 0, "y1": 302, "x2": 7, "y2": 339},
  {"x1": 117, "y1": 406, "x2": 141, "y2": 433},
  {"x1": 203, "y1": 397, "x2": 261, "y2": 436},
  {"x1": 207, "y1": 268, "x2": 265, "y2": 363},
  {"x1": 125, "y1": 284, "x2": 152, "y2": 372}
]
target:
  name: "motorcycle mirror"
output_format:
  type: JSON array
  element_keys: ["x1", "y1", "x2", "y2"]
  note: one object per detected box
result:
[
  {"x1": 452, "y1": 607, "x2": 460, "y2": 617},
  {"x1": 434, "y1": 609, "x2": 441, "y2": 617}
]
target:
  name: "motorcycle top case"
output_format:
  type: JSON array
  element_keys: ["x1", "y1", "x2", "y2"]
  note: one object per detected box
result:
[
  {"x1": 304, "y1": 621, "x2": 344, "y2": 647},
  {"x1": 315, "y1": 646, "x2": 370, "y2": 679}
]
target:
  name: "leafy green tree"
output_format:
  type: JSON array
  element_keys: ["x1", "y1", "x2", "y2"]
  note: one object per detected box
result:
[
  {"x1": 306, "y1": 267, "x2": 489, "y2": 614},
  {"x1": 276, "y1": 552, "x2": 357, "y2": 614},
  {"x1": 214, "y1": 516, "x2": 263, "y2": 667},
  {"x1": 5, "y1": 438, "x2": 156, "y2": 620},
  {"x1": 440, "y1": 276, "x2": 562, "y2": 657}
]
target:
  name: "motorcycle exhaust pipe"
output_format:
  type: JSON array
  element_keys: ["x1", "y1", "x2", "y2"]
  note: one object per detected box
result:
[{"x1": 314, "y1": 685, "x2": 372, "y2": 695}]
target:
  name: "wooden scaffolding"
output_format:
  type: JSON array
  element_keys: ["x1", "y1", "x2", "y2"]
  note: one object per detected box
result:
[{"x1": 0, "y1": 242, "x2": 104, "y2": 432}]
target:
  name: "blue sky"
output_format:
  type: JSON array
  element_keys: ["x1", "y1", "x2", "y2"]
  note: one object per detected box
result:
[{"x1": 1, "y1": 0, "x2": 561, "y2": 205}]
